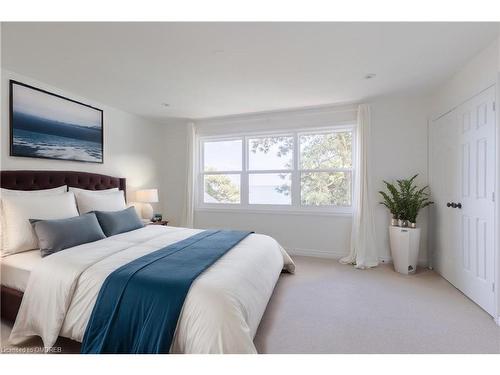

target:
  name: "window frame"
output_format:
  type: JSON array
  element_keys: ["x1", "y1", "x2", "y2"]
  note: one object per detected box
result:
[{"x1": 197, "y1": 124, "x2": 356, "y2": 215}]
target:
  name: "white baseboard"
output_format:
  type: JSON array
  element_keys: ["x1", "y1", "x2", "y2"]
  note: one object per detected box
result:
[
  {"x1": 285, "y1": 247, "x2": 347, "y2": 259},
  {"x1": 286, "y1": 248, "x2": 428, "y2": 267}
]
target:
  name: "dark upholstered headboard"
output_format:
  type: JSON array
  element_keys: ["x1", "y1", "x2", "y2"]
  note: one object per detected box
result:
[{"x1": 0, "y1": 170, "x2": 126, "y2": 193}]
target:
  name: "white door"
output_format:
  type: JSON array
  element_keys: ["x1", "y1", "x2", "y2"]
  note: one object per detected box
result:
[
  {"x1": 430, "y1": 86, "x2": 496, "y2": 316},
  {"x1": 456, "y1": 87, "x2": 496, "y2": 315}
]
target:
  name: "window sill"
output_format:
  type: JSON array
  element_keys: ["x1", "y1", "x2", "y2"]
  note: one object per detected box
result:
[{"x1": 194, "y1": 206, "x2": 353, "y2": 217}]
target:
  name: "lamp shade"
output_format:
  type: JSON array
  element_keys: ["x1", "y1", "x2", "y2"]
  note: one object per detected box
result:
[{"x1": 136, "y1": 189, "x2": 159, "y2": 203}]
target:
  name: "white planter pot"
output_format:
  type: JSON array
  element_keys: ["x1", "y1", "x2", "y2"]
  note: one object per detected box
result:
[{"x1": 389, "y1": 226, "x2": 421, "y2": 275}]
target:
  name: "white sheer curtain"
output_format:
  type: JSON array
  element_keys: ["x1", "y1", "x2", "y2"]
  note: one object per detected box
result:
[
  {"x1": 182, "y1": 122, "x2": 196, "y2": 228},
  {"x1": 340, "y1": 104, "x2": 378, "y2": 269}
]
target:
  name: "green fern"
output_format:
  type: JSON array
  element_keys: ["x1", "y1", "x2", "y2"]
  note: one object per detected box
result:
[
  {"x1": 379, "y1": 180, "x2": 402, "y2": 217},
  {"x1": 379, "y1": 174, "x2": 433, "y2": 223}
]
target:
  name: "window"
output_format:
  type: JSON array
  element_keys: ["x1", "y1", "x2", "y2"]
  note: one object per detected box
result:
[
  {"x1": 248, "y1": 136, "x2": 293, "y2": 205},
  {"x1": 198, "y1": 126, "x2": 354, "y2": 213},
  {"x1": 299, "y1": 131, "x2": 352, "y2": 206},
  {"x1": 202, "y1": 139, "x2": 242, "y2": 204}
]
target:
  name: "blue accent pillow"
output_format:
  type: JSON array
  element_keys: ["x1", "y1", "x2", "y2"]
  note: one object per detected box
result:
[
  {"x1": 31, "y1": 213, "x2": 106, "y2": 257},
  {"x1": 94, "y1": 207, "x2": 144, "y2": 237}
]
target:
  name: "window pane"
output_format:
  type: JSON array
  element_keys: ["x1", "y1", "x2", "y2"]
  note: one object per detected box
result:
[
  {"x1": 204, "y1": 174, "x2": 240, "y2": 204},
  {"x1": 248, "y1": 136, "x2": 293, "y2": 170},
  {"x1": 301, "y1": 172, "x2": 351, "y2": 206},
  {"x1": 204, "y1": 140, "x2": 242, "y2": 172},
  {"x1": 299, "y1": 132, "x2": 352, "y2": 170},
  {"x1": 249, "y1": 173, "x2": 291, "y2": 205}
]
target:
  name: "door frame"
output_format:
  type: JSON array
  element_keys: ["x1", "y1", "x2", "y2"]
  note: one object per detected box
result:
[{"x1": 495, "y1": 78, "x2": 500, "y2": 325}]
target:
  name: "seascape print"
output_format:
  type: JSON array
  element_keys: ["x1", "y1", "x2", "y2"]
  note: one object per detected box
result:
[{"x1": 10, "y1": 82, "x2": 103, "y2": 163}]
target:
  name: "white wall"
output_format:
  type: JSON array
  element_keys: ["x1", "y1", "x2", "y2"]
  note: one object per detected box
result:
[
  {"x1": 0, "y1": 69, "x2": 168, "y2": 214},
  {"x1": 370, "y1": 93, "x2": 430, "y2": 263},
  {"x1": 160, "y1": 120, "x2": 190, "y2": 226},
  {"x1": 430, "y1": 38, "x2": 499, "y2": 118},
  {"x1": 167, "y1": 99, "x2": 430, "y2": 262}
]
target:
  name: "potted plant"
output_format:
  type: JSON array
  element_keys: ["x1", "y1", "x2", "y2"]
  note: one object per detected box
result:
[
  {"x1": 379, "y1": 180, "x2": 401, "y2": 226},
  {"x1": 379, "y1": 174, "x2": 433, "y2": 274},
  {"x1": 396, "y1": 174, "x2": 433, "y2": 228}
]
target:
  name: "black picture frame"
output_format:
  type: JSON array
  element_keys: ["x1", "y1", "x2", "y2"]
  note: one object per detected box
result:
[{"x1": 9, "y1": 80, "x2": 104, "y2": 164}]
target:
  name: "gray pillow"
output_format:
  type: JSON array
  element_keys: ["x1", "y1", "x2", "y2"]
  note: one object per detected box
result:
[
  {"x1": 31, "y1": 213, "x2": 106, "y2": 257},
  {"x1": 94, "y1": 206, "x2": 144, "y2": 237}
]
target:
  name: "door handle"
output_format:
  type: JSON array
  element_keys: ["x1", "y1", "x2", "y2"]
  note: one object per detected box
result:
[
  {"x1": 456, "y1": 202, "x2": 462, "y2": 209},
  {"x1": 446, "y1": 202, "x2": 453, "y2": 207}
]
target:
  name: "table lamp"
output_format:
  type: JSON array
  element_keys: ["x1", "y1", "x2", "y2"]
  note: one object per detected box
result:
[{"x1": 135, "y1": 189, "x2": 158, "y2": 220}]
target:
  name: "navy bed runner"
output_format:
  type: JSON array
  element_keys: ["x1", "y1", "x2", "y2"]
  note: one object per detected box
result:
[{"x1": 81, "y1": 230, "x2": 252, "y2": 354}]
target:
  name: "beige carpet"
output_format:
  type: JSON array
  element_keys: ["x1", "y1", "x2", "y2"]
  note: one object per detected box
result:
[
  {"x1": 2, "y1": 256, "x2": 500, "y2": 353},
  {"x1": 254, "y1": 256, "x2": 500, "y2": 353}
]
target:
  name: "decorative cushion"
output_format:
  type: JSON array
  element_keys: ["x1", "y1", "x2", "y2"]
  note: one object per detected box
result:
[
  {"x1": 75, "y1": 190, "x2": 126, "y2": 214},
  {"x1": 1, "y1": 192, "x2": 79, "y2": 256},
  {"x1": 94, "y1": 207, "x2": 144, "y2": 237},
  {"x1": 31, "y1": 213, "x2": 106, "y2": 257}
]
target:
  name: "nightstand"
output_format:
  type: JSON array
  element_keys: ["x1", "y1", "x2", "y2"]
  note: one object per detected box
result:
[{"x1": 147, "y1": 220, "x2": 169, "y2": 226}]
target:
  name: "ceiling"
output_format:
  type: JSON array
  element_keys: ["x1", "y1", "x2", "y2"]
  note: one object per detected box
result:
[{"x1": 2, "y1": 22, "x2": 499, "y2": 121}]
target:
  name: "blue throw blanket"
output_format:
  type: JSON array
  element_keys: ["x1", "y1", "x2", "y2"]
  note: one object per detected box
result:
[{"x1": 81, "y1": 229, "x2": 252, "y2": 354}]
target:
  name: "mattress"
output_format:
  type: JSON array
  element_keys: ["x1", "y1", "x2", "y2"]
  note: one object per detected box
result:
[{"x1": 1, "y1": 250, "x2": 42, "y2": 292}]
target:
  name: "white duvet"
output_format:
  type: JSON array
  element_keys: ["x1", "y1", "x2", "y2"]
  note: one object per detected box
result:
[{"x1": 9, "y1": 225, "x2": 295, "y2": 353}]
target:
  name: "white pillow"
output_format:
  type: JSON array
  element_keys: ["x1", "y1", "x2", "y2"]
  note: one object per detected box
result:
[
  {"x1": 1, "y1": 192, "x2": 79, "y2": 256},
  {"x1": 69, "y1": 187, "x2": 118, "y2": 197},
  {"x1": 75, "y1": 190, "x2": 126, "y2": 214},
  {"x1": 69, "y1": 187, "x2": 120, "y2": 213},
  {"x1": 1, "y1": 185, "x2": 67, "y2": 196},
  {"x1": 1, "y1": 185, "x2": 68, "y2": 254}
]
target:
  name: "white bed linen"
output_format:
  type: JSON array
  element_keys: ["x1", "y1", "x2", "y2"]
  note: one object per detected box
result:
[
  {"x1": 0, "y1": 250, "x2": 42, "y2": 291},
  {"x1": 9, "y1": 225, "x2": 294, "y2": 353}
]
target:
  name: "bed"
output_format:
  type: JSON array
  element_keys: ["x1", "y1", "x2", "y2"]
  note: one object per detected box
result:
[
  {"x1": 1, "y1": 170, "x2": 126, "y2": 324},
  {"x1": 0, "y1": 170, "x2": 294, "y2": 354}
]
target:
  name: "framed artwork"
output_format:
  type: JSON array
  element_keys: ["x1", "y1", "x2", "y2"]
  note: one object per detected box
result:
[{"x1": 9, "y1": 80, "x2": 104, "y2": 163}]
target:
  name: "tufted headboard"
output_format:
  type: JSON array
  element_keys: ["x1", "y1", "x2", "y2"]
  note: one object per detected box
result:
[{"x1": 0, "y1": 170, "x2": 126, "y2": 193}]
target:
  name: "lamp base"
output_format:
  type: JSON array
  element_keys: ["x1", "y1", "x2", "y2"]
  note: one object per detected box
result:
[{"x1": 141, "y1": 203, "x2": 154, "y2": 221}]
